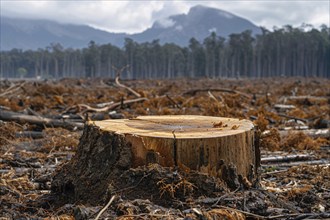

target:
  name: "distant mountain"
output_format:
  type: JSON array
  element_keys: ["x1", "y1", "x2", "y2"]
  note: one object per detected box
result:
[
  {"x1": 0, "y1": 17, "x2": 126, "y2": 51},
  {"x1": 132, "y1": 5, "x2": 261, "y2": 45},
  {"x1": 0, "y1": 5, "x2": 261, "y2": 51}
]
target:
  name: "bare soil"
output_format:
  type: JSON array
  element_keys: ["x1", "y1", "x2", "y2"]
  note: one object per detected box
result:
[{"x1": 0, "y1": 77, "x2": 329, "y2": 219}]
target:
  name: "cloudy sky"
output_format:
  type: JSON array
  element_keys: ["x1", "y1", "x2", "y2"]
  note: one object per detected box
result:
[{"x1": 1, "y1": 0, "x2": 329, "y2": 33}]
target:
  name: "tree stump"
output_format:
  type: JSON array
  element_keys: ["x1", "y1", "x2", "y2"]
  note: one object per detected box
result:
[{"x1": 52, "y1": 115, "x2": 259, "y2": 203}]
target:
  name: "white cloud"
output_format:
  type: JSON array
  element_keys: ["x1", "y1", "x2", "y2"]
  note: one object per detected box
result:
[
  {"x1": 157, "y1": 18, "x2": 175, "y2": 28},
  {"x1": 1, "y1": 0, "x2": 329, "y2": 33},
  {"x1": 206, "y1": 1, "x2": 330, "y2": 29},
  {"x1": 209, "y1": 27, "x2": 217, "y2": 33},
  {"x1": 1, "y1": 1, "x2": 165, "y2": 33}
]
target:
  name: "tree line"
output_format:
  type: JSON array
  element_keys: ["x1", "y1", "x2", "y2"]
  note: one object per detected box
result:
[{"x1": 1, "y1": 24, "x2": 329, "y2": 79}]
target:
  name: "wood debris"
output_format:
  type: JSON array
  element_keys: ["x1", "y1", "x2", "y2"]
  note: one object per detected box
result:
[{"x1": 0, "y1": 78, "x2": 329, "y2": 219}]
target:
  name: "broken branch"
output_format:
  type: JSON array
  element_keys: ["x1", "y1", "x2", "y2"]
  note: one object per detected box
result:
[
  {"x1": 0, "y1": 110, "x2": 84, "y2": 130},
  {"x1": 77, "y1": 97, "x2": 148, "y2": 114},
  {"x1": 165, "y1": 94, "x2": 181, "y2": 109},
  {"x1": 0, "y1": 81, "x2": 27, "y2": 97},
  {"x1": 94, "y1": 195, "x2": 116, "y2": 220},
  {"x1": 113, "y1": 65, "x2": 141, "y2": 98}
]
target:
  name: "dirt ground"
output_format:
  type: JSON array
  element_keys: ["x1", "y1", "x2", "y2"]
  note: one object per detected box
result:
[{"x1": 0, "y1": 77, "x2": 329, "y2": 219}]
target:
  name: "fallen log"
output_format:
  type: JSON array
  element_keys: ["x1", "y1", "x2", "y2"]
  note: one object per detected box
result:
[
  {"x1": 52, "y1": 115, "x2": 259, "y2": 204},
  {"x1": 183, "y1": 88, "x2": 251, "y2": 99},
  {"x1": 262, "y1": 160, "x2": 329, "y2": 168},
  {"x1": 0, "y1": 110, "x2": 84, "y2": 130},
  {"x1": 261, "y1": 154, "x2": 315, "y2": 164},
  {"x1": 278, "y1": 128, "x2": 329, "y2": 139},
  {"x1": 273, "y1": 104, "x2": 296, "y2": 111},
  {"x1": 286, "y1": 95, "x2": 328, "y2": 104},
  {"x1": 15, "y1": 131, "x2": 44, "y2": 139},
  {"x1": 277, "y1": 113, "x2": 308, "y2": 123}
]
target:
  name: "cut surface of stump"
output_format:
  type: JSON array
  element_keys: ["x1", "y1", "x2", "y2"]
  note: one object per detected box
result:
[
  {"x1": 52, "y1": 115, "x2": 259, "y2": 204},
  {"x1": 94, "y1": 115, "x2": 256, "y2": 176}
]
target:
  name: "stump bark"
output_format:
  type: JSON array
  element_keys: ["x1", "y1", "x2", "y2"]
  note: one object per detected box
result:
[{"x1": 52, "y1": 115, "x2": 259, "y2": 203}]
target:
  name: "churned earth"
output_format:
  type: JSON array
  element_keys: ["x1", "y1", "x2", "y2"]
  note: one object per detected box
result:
[{"x1": 0, "y1": 77, "x2": 329, "y2": 219}]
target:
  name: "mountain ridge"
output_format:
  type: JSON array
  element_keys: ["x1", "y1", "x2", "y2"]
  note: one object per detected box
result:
[{"x1": 0, "y1": 5, "x2": 261, "y2": 51}]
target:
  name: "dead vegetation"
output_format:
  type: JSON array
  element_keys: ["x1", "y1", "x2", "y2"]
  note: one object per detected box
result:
[{"x1": 0, "y1": 77, "x2": 329, "y2": 219}]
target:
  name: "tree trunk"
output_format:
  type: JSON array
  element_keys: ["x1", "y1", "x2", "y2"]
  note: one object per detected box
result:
[{"x1": 52, "y1": 115, "x2": 259, "y2": 203}]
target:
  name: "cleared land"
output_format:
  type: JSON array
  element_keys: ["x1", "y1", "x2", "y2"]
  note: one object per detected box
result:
[{"x1": 0, "y1": 77, "x2": 329, "y2": 219}]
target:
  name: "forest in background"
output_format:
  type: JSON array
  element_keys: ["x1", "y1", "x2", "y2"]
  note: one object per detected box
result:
[{"x1": 1, "y1": 24, "x2": 329, "y2": 79}]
